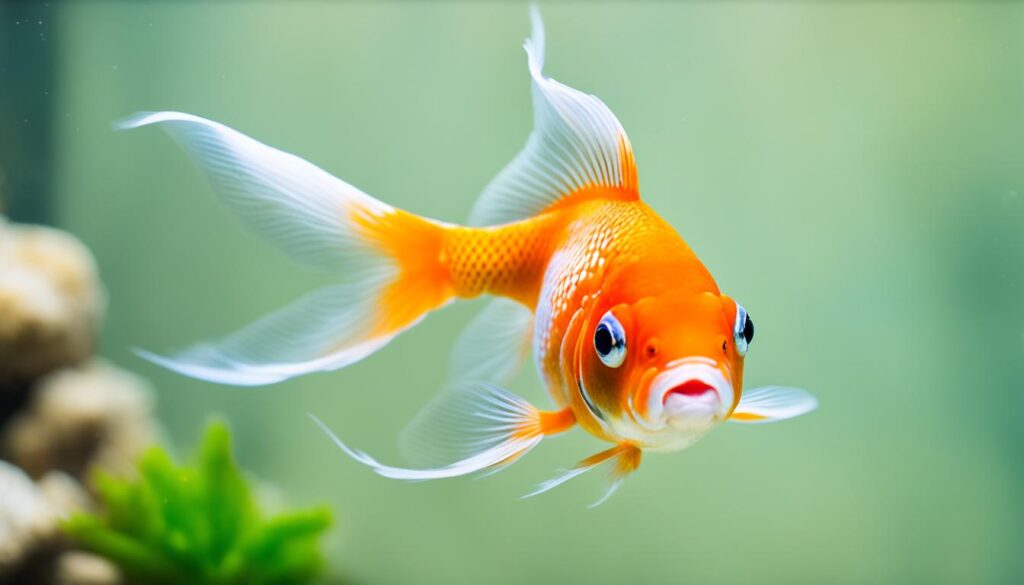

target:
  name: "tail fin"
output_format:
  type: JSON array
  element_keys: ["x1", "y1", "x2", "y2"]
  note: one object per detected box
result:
[{"x1": 124, "y1": 112, "x2": 453, "y2": 385}]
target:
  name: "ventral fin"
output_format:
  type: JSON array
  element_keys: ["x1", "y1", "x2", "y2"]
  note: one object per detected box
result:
[
  {"x1": 469, "y1": 6, "x2": 639, "y2": 227},
  {"x1": 398, "y1": 383, "x2": 573, "y2": 471},
  {"x1": 523, "y1": 442, "x2": 641, "y2": 508},
  {"x1": 729, "y1": 386, "x2": 818, "y2": 423},
  {"x1": 448, "y1": 297, "x2": 534, "y2": 387},
  {"x1": 314, "y1": 384, "x2": 573, "y2": 481}
]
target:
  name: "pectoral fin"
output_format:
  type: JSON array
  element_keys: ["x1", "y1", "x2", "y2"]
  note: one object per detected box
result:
[{"x1": 729, "y1": 386, "x2": 818, "y2": 423}]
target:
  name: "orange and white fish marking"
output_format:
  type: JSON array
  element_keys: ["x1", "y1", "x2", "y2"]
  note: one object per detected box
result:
[{"x1": 127, "y1": 7, "x2": 816, "y2": 505}]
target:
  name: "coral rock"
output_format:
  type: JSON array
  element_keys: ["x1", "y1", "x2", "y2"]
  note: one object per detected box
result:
[
  {"x1": 0, "y1": 460, "x2": 58, "y2": 573},
  {"x1": 1, "y1": 361, "x2": 157, "y2": 481},
  {"x1": 0, "y1": 217, "x2": 105, "y2": 386},
  {"x1": 0, "y1": 462, "x2": 110, "y2": 584},
  {"x1": 52, "y1": 552, "x2": 121, "y2": 585},
  {"x1": 38, "y1": 471, "x2": 92, "y2": 516}
]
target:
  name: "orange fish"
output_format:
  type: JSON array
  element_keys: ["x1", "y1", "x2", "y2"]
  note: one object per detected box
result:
[{"x1": 127, "y1": 7, "x2": 816, "y2": 504}]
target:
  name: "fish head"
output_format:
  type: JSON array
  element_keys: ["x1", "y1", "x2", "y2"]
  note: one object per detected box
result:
[{"x1": 574, "y1": 288, "x2": 754, "y2": 450}]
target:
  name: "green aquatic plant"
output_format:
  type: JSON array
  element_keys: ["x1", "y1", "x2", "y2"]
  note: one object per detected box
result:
[{"x1": 64, "y1": 420, "x2": 332, "y2": 585}]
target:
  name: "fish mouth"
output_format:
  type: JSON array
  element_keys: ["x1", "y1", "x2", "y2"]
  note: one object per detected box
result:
[
  {"x1": 663, "y1": 379, "x2": 716, "y2": 401},
  {"x1": 646, "y1": 358, "x2": 733, "y2": 427}
]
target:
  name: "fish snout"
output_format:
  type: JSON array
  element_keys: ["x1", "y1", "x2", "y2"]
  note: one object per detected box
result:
[{"x1": 646, "y1": 359, "x2": 733, "y2": 428}]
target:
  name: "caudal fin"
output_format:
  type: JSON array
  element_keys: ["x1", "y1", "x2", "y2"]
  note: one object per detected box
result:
[{"x1": 124, "y1": 112, "x2": 452, "y2": 385}]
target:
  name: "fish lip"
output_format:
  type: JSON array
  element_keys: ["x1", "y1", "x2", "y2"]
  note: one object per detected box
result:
[
  {"x1": 662, "y1": 379, "x2": 716, "y2": 403},
  {"x1": 646, "y1": 358, "x2": 733, "y2": 425}
]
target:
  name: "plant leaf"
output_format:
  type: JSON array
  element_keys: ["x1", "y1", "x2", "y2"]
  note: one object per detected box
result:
[{"x1": 62, "y1": 419, "x2": 334, "y2": 585}]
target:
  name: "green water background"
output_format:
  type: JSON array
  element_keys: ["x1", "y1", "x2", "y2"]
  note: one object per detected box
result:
[{"x1": 5, "y1": 2, "x2": 1024, "y2": 583}]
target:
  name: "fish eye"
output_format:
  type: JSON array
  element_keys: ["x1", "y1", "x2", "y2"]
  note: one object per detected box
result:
[
  {"x1": 734, "y1": 303, "x2": 754, "y2": 357},
  {"x1": 594, "y1": 312, "x2": 627, "y2": 368}
]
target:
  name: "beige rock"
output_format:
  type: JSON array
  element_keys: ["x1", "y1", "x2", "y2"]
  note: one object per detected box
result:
[
  {"x1": 38, "y1": 471, "x2": 92, "y2": 517},
  {"x1": 0, "y1": 460, "x2": 58, "y2": 573},
  {"x1": 0, "y1": 464, "x2": 110, "y2": 583},
  {"x1": 52, "y1": 552, "x2": 122, "y2": 585},
  {"x1": 1, "y1": 361, "x2": 157, "y2": 480},
  {"x1": 0, "y1": 217, "x2": 105, "y2": 384}
]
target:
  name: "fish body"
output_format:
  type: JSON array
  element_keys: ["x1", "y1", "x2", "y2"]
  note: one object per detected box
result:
[
  {"x1": 128, "y1": 7, "x2": 816, "y2": 503},
  {"x1": 526, "y1": 199, "x2": 722, "y2": 445}
]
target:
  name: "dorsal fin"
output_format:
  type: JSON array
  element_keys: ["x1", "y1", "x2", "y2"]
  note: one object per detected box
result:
[{"x1": 469, "y1": 6, "x2": 639, "y2": 227}]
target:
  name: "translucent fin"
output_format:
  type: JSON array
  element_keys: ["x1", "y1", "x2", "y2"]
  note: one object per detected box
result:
[
  {"x1": 523, "y1": 443, "x2": 641, "y2": 508},
  {"x1": 469, "y1": 6, "x2": 639, "y2": 227},
  {"x1": 314, "y1": 384, "x2": 554, "y2": 480},
  {"x1": 124, "y1": 112, "x2": 454, "y2": 385},
  {"x1": 134, "y1": 275, "x2": 409, "y2": 386},
  {"x1": 397, "y1": 384, "x2": 570, "y2": 470},
  {"x1": 448, "y1": 298, "x2": 534, "y2": 386},
  {"x1": 120, "y1": 111, "x2": 390, "y2": 273},
  {"x1": 729, "y1": 386, "x2": 818, "y2": 423}
]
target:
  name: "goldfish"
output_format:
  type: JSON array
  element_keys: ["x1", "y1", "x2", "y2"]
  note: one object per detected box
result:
[{"x1": 126, "y1": 7, "x2": 816, "y2": 505}]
